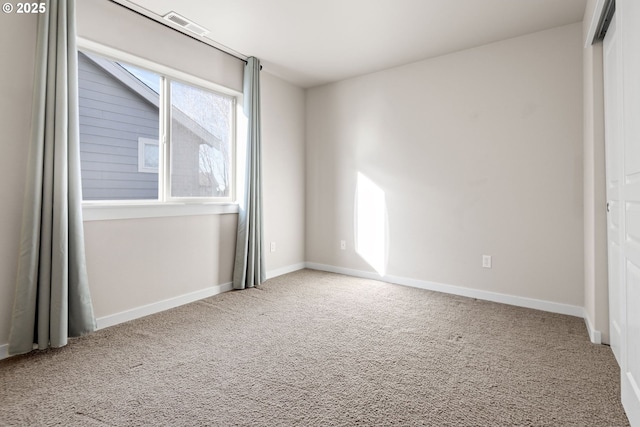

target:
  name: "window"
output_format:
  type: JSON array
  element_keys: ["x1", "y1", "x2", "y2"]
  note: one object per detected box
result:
[
  {"x1": 138, "y1": 138, "x2": 159, "y2": 173},
  {"x1": 77, "y1": 50, "x2": 235, "y2": 203},
  {"x1": 169, "y1": 80, "x2": 233, "y2": 198}
]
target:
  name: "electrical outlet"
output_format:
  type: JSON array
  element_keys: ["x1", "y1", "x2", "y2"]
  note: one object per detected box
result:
[
  {"x1": 482, "y1": 255, "x2": 492, "y2": 268},
  {"x1": 270, "y1": 242, "x2": 276, "y2": 252},
  {"x1": 340, "y1": 240, "x2": 346, "y2": 250}
]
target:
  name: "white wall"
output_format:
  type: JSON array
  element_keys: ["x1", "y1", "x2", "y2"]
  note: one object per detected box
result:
[
  {"x1": 0, "y1": 12, "x2": 38, "y2": 348},
  {"x1": 84, "y1": 215, "x2": 237, "y2": 319},
  {"x1": 306, "y1": 23, "x2": 584, "y2": 308},
  {"x1": 582, "y1": 0, "x2": 609, "y2": 344},
  {"x1": 262, "y1": 72, "x2": 306, "y2": 275}
]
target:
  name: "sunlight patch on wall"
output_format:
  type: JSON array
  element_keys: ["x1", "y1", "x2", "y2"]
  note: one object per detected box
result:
[{"x1": 355, "y1": 172, "x2": 388, "y2": 276}]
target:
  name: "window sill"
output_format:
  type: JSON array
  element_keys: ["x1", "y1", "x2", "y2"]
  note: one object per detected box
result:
[{"x1": 82, "y1": 202, "x2": 239, "y2": 221}]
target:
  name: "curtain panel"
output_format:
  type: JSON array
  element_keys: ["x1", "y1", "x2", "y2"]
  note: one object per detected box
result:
[
  {"x1": 232, "y1": 57, "x2": 265, "y2": 290},
  {"x1": 9, "y1": 0, "x2": 96, "y2": 356}
]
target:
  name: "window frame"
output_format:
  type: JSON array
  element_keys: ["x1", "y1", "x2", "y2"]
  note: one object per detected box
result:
[{"x1": 77, "y1": 38, "x2": 241, "y2": 220}]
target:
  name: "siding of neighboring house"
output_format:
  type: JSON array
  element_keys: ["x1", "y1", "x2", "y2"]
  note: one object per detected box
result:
[
  {"x1": 171, "y1": 123, "x2": 205, "y2": 197},
  {"x1": 78, "y1": 52, "x2": 159, "y2": 200},
  {"x1": 170, "y1": 120, "x2": 226, "y2": 197}
]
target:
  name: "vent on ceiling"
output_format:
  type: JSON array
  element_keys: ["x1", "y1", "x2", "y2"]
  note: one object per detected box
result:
[{"x1": 163, "y1": 11, "x2": 209, "y2": 37}]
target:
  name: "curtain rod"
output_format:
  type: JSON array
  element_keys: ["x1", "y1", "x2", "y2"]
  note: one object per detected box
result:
[{"x1": 107, "y1": 0, "x2": 249, "y2": 64}]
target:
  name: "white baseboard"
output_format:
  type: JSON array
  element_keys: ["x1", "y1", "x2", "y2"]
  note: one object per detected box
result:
[
  {"x1": 266, "y1": 262, "x2": 306, "y2": 280},
  {"x1": 305, "y1": 262, "x2": 585, "y2": 318},
  {"x1": 583, "y1": 310, "x2": 602, "y2": 344},
  {"x1": 0, "y1": 282, "x2": 233, "y2": 361},
  {"x1": 96, "y1": 282, "x2": 232, "y2": 330},
  {"x1": 0, "y1": 263, "x2": 593, "y2": 362}
]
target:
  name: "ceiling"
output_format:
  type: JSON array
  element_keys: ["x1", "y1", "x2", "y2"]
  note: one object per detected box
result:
[{"x1": 115, "y1": 0, "x2": 588, "y2": 88}]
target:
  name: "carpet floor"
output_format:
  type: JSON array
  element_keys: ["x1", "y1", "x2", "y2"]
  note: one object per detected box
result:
[{"x1": 0, "y1": 269, "x2": 630, "y2": 426}]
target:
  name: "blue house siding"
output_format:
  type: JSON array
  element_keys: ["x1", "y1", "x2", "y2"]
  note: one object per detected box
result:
[{"x1": 78, "y1": 52, "x2": 159, "y2": 200}]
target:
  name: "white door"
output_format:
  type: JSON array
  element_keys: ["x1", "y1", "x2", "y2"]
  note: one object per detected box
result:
[
  {"x1": 618, "y1": 1, "x2": 640, "y2": 424},
  {"x1": 603, "y1": 14, "x2": 622, "y2": 366}
]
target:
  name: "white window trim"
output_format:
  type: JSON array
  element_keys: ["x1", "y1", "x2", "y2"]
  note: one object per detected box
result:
[
  {"x1": 77, "y1": 38, "x2": 243, "y2": 220},
  {"x1": 83, "y1": 202, "x2": 239, "y2": 221}
]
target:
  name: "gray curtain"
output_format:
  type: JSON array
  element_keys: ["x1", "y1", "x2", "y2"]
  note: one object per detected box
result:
[
  {"x1": 9, "y1": 0, "x2": 96, "y2": 356},
  {"x1": 232, "y1": 57, "x2": 265, "y2": 289}
]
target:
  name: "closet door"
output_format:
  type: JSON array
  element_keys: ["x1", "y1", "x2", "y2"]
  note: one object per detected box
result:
[
  {"x1": 603, "y1": 12, "x2": 622, "y2": 366},
  {"x1": 618, "y1": 0, "x2": 640, "y2": 423}
]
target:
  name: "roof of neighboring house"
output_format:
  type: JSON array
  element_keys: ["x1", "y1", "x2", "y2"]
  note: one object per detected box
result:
[{"x1": 80, "y1": 51, "x2": 222, "y2": 150}]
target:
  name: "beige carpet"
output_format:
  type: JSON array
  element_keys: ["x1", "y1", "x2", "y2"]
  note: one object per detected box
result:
[{"x1": 0, "y1": 269, "x2": 630, "y2": 426}]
